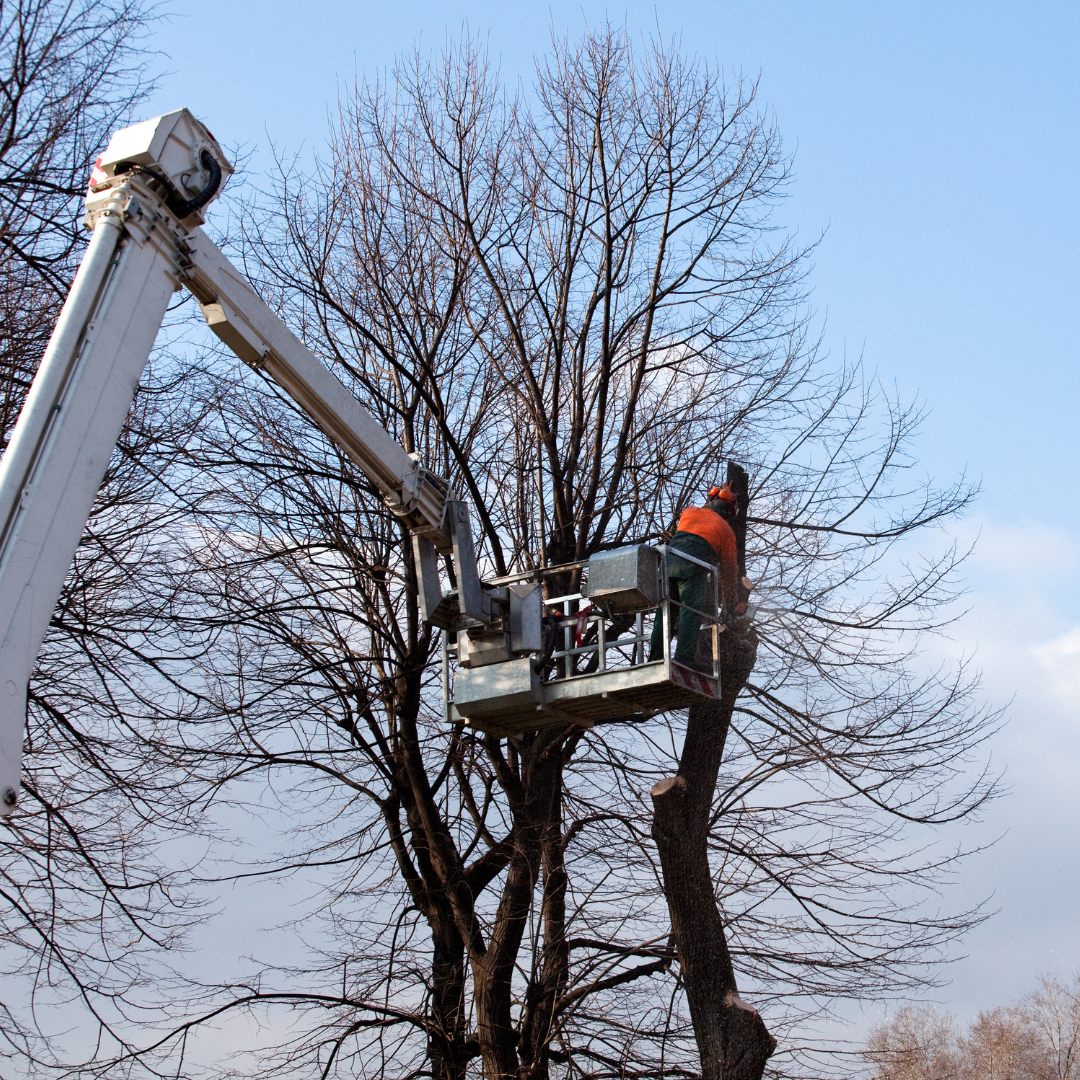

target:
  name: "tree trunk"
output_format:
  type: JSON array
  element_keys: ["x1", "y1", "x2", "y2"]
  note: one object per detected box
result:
[
  {"x1": 471, "y1": 729, "x2": 565, "y2": 1080},
  {"x1": 428, "y1": 916, "x2": 472, "y2": 1080},
  {"x1": 650, "y1": 465, "x2": 775, "y2": 1080},
  {"x1": 516, "y1": 764, "x2": 570, "y2": 1080},
  {"x1": 474, "y1": 945, "x2": 523, "y2": 1080}
]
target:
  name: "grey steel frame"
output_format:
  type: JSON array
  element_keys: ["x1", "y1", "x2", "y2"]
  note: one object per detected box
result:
[{"x1": 443, "y1": 545, "x2": 723, "y2": 733}]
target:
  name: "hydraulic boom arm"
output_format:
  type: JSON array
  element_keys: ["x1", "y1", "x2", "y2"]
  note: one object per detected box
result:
[
  {"x1": 184, "y1": 231, "x2": 452, "y2": 550},
  {"x1": 0, "y1": 110, "x2": 491, "y2": 813}
]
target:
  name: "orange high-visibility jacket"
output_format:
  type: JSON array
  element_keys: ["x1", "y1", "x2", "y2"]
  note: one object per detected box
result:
[{"x1": 675, "y1": 506, "x2": 740, "y2": 610}]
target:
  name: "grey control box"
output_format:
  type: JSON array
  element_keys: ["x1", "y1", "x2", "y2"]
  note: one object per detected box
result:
[
  {"x1": 583, "y1": 545, "x2": 661, "y2": 613},
  {"x1": 453, "y1": 657, "x2": 541, "y2": 717}
]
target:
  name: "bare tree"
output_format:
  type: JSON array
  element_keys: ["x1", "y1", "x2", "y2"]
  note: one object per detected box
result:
[
  {"x1": 1020, "y1": 974, "x2": 1080, "y2": 1080},
  {"x1": 866, "y1": 1005, "x2": 961, "y2": 1080},
  {"x1": 960, "y1": 1009, "x2": 1046, "y2": 1080},
  {"x1": 865, "y1": 976, "x2": 1080, "y2": 1080},
  {"x1": 1, "y1": 24, "x2": 1000, "y2": 1080}
]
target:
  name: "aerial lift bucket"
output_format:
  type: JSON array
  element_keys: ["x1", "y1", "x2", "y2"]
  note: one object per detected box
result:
[{"x1": 446, "y1": 544, "x2": 724, "y2": 735}]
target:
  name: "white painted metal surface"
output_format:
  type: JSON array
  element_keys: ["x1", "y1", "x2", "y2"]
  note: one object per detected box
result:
[
  {"x1": 0, "y1": 189, "x2": 185, "y2": 810},
  {"x1": 183, "y1": 231, "x2": 452, "y2": 546},
  {"x1": 86, "y1": 109, "x2": 234, "y2": 230}
]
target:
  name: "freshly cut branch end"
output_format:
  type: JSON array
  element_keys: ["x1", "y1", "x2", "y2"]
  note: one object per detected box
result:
[{"x1": 650, "y1": 776, "x2": 686, "y2": 800}]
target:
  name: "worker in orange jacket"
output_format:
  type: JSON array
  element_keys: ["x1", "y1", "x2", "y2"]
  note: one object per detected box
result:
[{"x1": 649, "y1": 484, "x2": 745, "y2": 669}]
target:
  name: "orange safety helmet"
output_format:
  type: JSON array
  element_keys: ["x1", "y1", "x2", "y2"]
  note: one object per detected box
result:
[{"x1": 707, "y1": 483, "x2": 738, "y2": 506}]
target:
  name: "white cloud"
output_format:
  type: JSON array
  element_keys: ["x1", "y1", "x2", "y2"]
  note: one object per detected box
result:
[
  {"x1": 1029, "y1": 627, "x2": 1080, "y2": 712},
  {"x1": 953, "y1": 515, "x2": 1079, "y2": 585},
  {"x1": 911, "y1": 514, "x2": 1080, "y2": 1021}
]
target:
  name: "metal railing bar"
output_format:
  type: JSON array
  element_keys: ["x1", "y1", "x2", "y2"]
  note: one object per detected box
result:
[
  {"x1": 549, "y1": 627, "x2": 653, "y2": 663},
  {"x1": 656, "y1": 544, "x2": 717, "y2": 573},
  {"x1": 547, "y1": 659, "x2": 665, "y2": 684},
  {"x1": 484, "y1": 559, "x2": 590, "y2": 587},
  {"x1": 667, "y1": 597, "x2": 722, "y2": 622},
  {"x1": 545, "y1": 592, "x2": 585, "y2": 607}
]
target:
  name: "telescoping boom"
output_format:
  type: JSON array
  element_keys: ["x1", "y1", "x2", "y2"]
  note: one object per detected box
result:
[
  {"x1": 0, "y1": 110, "x2": 727, "y2": 815},
  {"x1": 0, "y1": 110, "x2": 503, "y2": 812}
]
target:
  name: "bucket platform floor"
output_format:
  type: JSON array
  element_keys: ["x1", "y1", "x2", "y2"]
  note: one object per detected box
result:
[{"x1": 450, "y1": 660, "x2": 720, "y2": 735}]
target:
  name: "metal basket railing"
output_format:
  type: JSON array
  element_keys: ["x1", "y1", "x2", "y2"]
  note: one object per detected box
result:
[
  {"x1": 442, "y1": 545, "x2": 724, "y2": 731},
  {"x1": 544, "y1": 544, "x2": 720, "y2": 682},
  {"x1": 443, "y1": 544, "x2": 721, "y2": 684}
]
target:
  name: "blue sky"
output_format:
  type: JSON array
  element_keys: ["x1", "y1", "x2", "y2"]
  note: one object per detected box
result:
[{"x1": 141, "y1": 0, "x2": 1079, "y2": 1035}]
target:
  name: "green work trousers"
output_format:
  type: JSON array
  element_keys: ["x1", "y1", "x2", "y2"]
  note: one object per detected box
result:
[{"x1": 648, "y1": 531, "x2": 717, "y2": 664}]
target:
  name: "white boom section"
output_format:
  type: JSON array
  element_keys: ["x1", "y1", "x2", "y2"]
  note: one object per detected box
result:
[
  {"x1": 183, "y1": 231, "x2": 450, "y2": 545},
  {"x1": 0, "y1": 109, "x2": 463, "y2": 815},
  {"x1": 0, "y1": 187, "x2": 184, "y2": 813}
]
